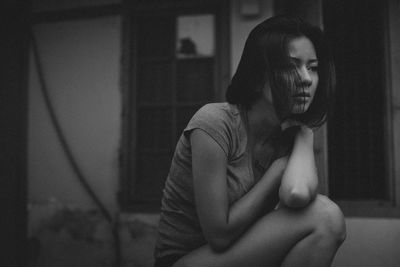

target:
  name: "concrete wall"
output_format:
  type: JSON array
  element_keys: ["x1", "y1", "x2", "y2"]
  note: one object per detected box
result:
[
  {"x1": 230, "y1": 0, "x2": 274, "y2": 74},
  {"x1": 32, "y1": 0, "x2": 121, "y2": 12},
  {"x1": 28, "y1": 16, "x2": 122, "y2": 214},
  {"x1": 28, "y1": 15, "x2": 122, "y2": 266},
  {"x1": 389, "y1": 0, "x2": 400, "y2": 204},
  {"x1": 333, "y1": 218, "x2": 400, "y2": 267}
]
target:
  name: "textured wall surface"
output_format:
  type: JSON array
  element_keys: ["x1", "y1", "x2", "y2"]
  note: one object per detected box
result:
[{"x1": 28, "y1": 16, "x2": 121, "y2": 213}]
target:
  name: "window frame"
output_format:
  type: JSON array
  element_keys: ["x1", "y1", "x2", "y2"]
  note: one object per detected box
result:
[
  {"x1": 280, "y1": 0, "x2": 400, "y2": 217},
  {"x1": 119, "y1": 0, "x2": 230, "y2": 212},
  {"x1": 322, "y1": 0, "x2": 400, "y2": 218}
]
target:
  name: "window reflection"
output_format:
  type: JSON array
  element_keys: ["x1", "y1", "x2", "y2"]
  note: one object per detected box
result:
[{"x1": 176, "y1": 14, "x2": 215, "y2": 58}]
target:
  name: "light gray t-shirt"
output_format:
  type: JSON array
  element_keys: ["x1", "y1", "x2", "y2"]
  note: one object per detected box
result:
[{"x1": 154, "y1": 102, "x2": 289, "y2": 258}]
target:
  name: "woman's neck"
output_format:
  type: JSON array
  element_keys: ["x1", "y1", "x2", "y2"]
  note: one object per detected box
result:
[{"x1": 245, "y1": 98, "x2": 280, "y2": 144}]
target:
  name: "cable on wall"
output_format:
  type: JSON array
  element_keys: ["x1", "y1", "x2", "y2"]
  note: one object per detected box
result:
[{"x1": 29, "y1": 29, "x2": 121, "y2": 267}]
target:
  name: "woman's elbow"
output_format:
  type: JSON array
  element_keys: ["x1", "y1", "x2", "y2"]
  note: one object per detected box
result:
[{"x1": 280, "y1": 188, "x2": 312, "y2": 208}]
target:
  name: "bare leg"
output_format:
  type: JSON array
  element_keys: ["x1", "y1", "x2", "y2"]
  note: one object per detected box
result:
[
  {"x1": 173, "y1": 195, "x2": 346, "y2": 267},
  {"x1": 281, "y1": 205, "x2": 346, "y2": 267},
  {"x1": 280, "y1": 233, "x2": 343, "y2": 267}
]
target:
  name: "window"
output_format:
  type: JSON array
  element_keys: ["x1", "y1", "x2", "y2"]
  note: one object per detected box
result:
[
  {"x1": 277, "y1": 0, "x2": 400, "y2": 217},
  {"x1": 323, "y1": 0, "x2": 400, "y2": 217},
  {"x1": 120, "y1": 0, "x2": 230, "y2": 211}
]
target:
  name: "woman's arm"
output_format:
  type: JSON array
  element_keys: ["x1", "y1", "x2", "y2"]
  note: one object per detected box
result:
[
  {"x1": 191, "y1": 129, "x2": 287, "y2": 252},
  {"x1": 279, "y1": 126, "x2": 318, "y2": 208}
]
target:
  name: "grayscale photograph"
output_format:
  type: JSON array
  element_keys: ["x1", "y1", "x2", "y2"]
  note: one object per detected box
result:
[{"x1": 2, "y1": 0, "x2": 400, "y2": 266}]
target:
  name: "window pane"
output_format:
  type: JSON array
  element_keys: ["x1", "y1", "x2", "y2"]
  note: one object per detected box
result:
[
  {"x1": 128, "y1": 11, "x2": 222, "y2": 209},
  {"x1": 324, "y1": 0, "x2": 387, "y2": 200},
  {"x1": 177, "y1": 58, "x2": 214, "y2": 102},
  {"x1": 137, "y1": 17, "x2": 174, "y2": 59},
  {"x1": 138, "y1": 61, "x2": 172, "y2": 103},
  {"x1": 176, "y1": 14, "x2": 215, "y2": 58},
  {"x1": 137, "y1": 107, "x2": 172, "y2": 152}
]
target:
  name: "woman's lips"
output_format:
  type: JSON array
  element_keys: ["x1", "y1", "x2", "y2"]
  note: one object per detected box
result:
[
  {"x1": 292, "y1": 94, "x2": 310, "y2": 103},
  {"x1": 292, "y1": 93, "x2": 311, "y2": 98}
]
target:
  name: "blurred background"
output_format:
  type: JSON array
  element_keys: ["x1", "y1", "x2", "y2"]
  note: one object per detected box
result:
[{"x1": 2, "y1": 0, "x2": 400, "y2": 266}]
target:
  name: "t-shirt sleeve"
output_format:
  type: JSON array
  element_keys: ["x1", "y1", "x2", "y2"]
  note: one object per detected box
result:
[{"x1": 183, "y1": 104, "x2": 232, "y2": 158}]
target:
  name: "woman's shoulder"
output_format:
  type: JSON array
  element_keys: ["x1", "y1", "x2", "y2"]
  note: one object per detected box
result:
[
  {"x1": 184, "y1": 103, "x2": 243, "y2": 157},
  {"x1": 195, "y1": 102, "x2": 241, "y2": 122}
]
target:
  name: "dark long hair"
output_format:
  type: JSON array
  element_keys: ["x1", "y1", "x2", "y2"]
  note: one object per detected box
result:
[{"x1": 225, "y1": 15, "x2": 335, "y2": 128}]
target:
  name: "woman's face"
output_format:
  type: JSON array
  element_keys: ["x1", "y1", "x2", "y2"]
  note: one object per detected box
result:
[{"x1": 287, "y1": 36, "x2": 319, "y2": 114}]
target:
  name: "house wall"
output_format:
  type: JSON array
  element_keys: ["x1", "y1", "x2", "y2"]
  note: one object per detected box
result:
[
  {"x1": 230, "y1": 0, "x2": 274, "y2": 73},
  {"x1": 32, "y1": 0, "x2": 121, "y2": 12},
  {"x1": 27, "y1": 16, "x2": 122, "y2": 266},
  {"x1": 389, "y1": 0, "x2": 400, "y2": 205},
  {"x1": 333, "y1": 218, "x2": 400, "y2": 267},
  {"x1": 27, "y1": 1, "x2": 400, "y2": 266},
  {"x1": 28, "y1": 16, "x2": 122, "y2": 214}
]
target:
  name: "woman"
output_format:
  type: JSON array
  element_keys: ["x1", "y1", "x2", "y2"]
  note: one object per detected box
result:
[{"x1": 154, "y1": 15, "x2": 346, "y2": 267}]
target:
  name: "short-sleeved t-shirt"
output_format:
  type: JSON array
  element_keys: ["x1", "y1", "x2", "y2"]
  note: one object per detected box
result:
[{"x1": 154, "y1": 102, "x2": 290, "y2": 259}]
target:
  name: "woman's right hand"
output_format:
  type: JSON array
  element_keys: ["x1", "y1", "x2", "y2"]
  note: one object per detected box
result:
[{"x1": 279, "y1": 127, "x2": 318, "y2": 209}]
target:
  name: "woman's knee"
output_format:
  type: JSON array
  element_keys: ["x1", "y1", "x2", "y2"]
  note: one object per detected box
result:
[{"x1": 308, "y1": 195, "x2": 346, "y2": 244}]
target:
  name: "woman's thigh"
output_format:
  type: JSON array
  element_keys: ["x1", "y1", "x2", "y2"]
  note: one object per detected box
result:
[{"x1": 173, "y1": 194, "x2": 343, "y2": 267}]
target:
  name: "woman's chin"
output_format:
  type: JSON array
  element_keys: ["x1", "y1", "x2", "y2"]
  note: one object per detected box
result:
[
  {"x1": 291, "y1": 104, "x2": 310, "y2": 114},
  {"x1": 290, "y1": 96, "x2": 313, "y2": 114}
]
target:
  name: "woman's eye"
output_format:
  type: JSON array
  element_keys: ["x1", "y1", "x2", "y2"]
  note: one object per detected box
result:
[{"x1": 308, "y1": 65, "x2": 318, "y2": 72}]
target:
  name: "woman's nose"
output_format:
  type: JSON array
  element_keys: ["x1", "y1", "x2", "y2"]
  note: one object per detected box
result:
[{"x1": 299, "y1": 66, "x2": 312, "y2": 84}]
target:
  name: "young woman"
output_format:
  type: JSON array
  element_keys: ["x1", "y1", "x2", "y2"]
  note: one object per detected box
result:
[{"x1": 154, "y1": 15, "x2": 346, "y2": 267}]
